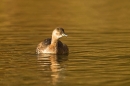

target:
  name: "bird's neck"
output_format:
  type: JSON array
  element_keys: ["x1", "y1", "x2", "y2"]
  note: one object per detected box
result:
[
  {"x1": 51, "y1": 36, "x2": 58, "y2": 46},
  {"x1": 49, "y1": 36, "x2": 59, "y2": 54}
]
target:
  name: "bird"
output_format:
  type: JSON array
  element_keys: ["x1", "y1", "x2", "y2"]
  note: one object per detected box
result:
[{"x1": 36, "y1": 27, "x2": 69, "y2": 55}]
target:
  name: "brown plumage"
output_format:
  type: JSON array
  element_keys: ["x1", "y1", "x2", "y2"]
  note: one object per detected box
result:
[{"x1": 36, "y1": 27, "x2": 69, "y2": 54}]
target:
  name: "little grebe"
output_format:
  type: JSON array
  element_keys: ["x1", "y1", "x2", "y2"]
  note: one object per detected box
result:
[{"x1": 36, "y1": 27, "x2": 69, "y2": 54}]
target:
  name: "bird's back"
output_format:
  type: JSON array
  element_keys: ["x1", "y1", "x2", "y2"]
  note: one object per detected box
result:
[{"x1": 36, "y1": 38, "x2": 69, "y2": 54}]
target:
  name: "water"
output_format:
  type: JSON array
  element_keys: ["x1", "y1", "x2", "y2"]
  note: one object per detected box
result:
[{"x1": 0, "y1": 0, "x2": 130, "y2": 86}]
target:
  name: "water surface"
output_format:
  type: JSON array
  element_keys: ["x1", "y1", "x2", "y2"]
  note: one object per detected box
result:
[{"x1": 0, "y1": 0, "x2": 130, "y2": 86}]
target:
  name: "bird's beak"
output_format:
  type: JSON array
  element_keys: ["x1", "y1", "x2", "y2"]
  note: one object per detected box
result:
[{"x1": 62, "y1": 33, "x2": 68, "y2": 36}]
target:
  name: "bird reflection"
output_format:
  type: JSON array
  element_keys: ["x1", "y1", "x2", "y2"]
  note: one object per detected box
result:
[
  {"x1": 37, "y1": 54, "x2": 68, "y2": 71},
  {"x1": 37, "y1": 54, "x2": 68, "y2": 85}
]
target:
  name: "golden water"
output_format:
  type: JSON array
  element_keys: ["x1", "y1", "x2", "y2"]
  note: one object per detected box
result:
[{"x1": 0, "y1": 0, "x2": 130, "y2": 86}]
